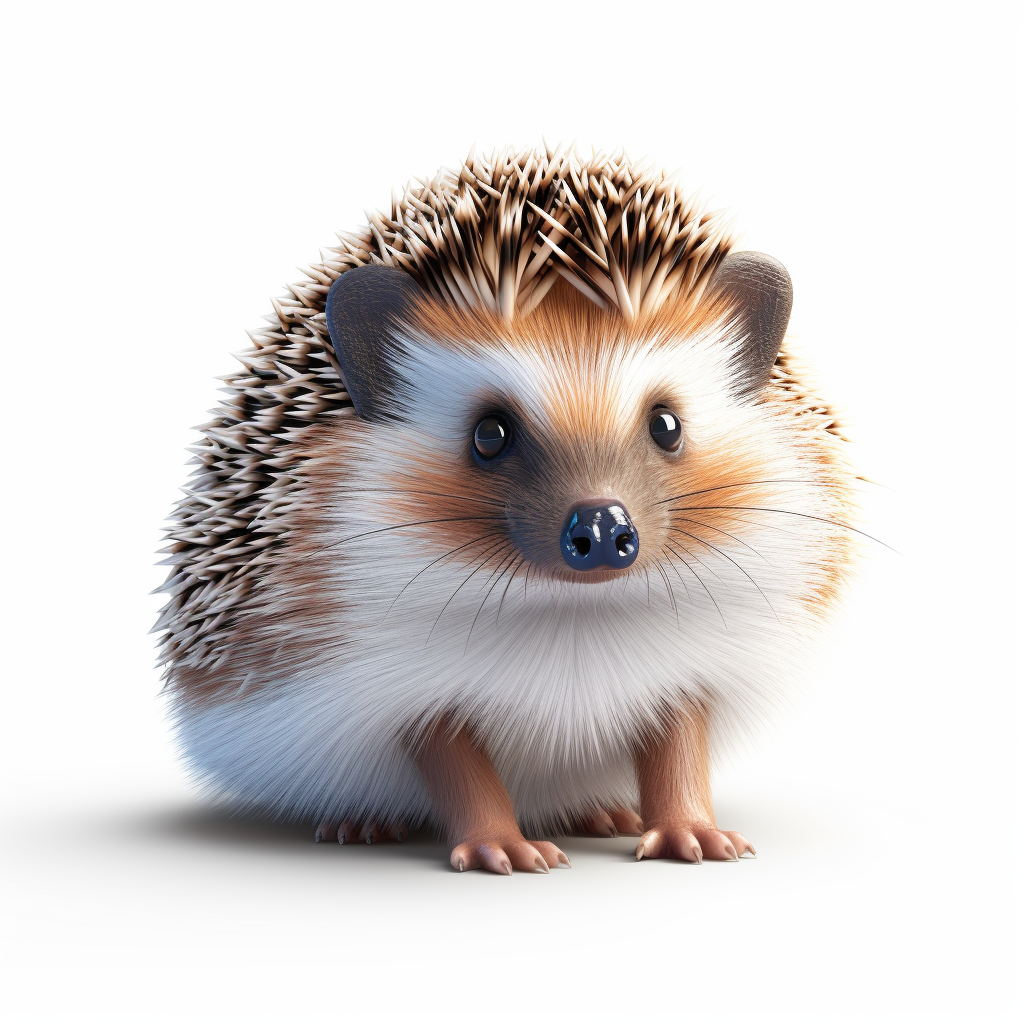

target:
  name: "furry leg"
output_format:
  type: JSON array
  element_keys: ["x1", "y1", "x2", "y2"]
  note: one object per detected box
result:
[
  {"x1": 633, "y1": 704, "x2": 755, "y2": 863},
  {"x1": 413, "y1": 717, "x2": 570, "y2": 874}
]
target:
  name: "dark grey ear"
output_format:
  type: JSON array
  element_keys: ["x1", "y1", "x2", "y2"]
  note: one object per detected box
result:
[
  {"x1": 325, "y1": 264, "x2": 429, "y2": 421},
  {"x1": 705, "y1": 251, "x2": 792, "y2": 396}
]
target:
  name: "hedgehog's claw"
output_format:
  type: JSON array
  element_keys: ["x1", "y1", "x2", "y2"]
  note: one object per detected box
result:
[
  {"x1": 576, "y1": 808, "x2": 644, "y2": 837},
  {"x1": 633, "y1": 822, "x2": 755, "y2": 863},
  {"x1": 314, "y1": 819, "x2": 341, "y2": 843},
  {"x1": 315, "y1": 820, "x2": 409, "y2": 845},
  {"x1": 449, "y1": 836, "x2": 568, "y2": 874}
]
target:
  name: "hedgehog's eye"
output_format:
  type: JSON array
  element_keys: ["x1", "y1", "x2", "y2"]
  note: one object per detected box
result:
[
  {"x1": 650, "y1": 409, "x2": 683, "y2": 453},
  {"x1": 473, "y1": 416, "x2": 511, "y2": 460}
]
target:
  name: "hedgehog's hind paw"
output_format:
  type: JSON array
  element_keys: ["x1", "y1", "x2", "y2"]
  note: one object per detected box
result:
[
  {"x1": 576, "y1": 808, "x2": 644, "y2": 837},
  {"x1": 314, "y1": 820, "x2": 409, "y2": 844}
]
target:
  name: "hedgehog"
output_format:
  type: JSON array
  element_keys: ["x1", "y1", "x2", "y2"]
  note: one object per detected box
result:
[{"x1": 156, "y1": 144, "x2": 856, "y2": 874}]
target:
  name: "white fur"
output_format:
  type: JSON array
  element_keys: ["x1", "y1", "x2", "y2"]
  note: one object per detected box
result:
[{"x1": 175, "y1": 323, "x2": 846, "y2": 833}]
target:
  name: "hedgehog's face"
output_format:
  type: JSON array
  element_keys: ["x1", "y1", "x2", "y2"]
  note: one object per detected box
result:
[
  {"x1": 385, "y1": 328, "x2": 709, "y2": 587},
  {"x1": 465, "y1": 368, "x2": 685, "y2": 580},
  {"x1": 324, "y1": 263, "x2": 798, "y2": 595}
]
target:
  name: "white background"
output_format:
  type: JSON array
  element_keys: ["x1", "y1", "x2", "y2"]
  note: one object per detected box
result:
[{"x1": 1, "y1": 2, "x2": 1020, "y2": 1021}]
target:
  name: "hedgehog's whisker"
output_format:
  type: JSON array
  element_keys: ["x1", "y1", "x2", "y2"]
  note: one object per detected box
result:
[
  {"x1": 664, "y1": 542, "x2": 728, "y2": 630},
  {"x1": 384, "y1": 530, "x2": 504, "y2": 623},
  {"x1": 660, "y1": 547, "x2": 692, "y2": 605},
  {"x1": 669, "y1": 534, "x2": 725, "y2": 585},
  {"x1": 495, "y1": 555, "x2": 526, "y2": 628},
  {"x1": 706, "y1": 510, "x2": 803, "y2": 537},
  {"x1": 656, "y1": 479, "x2": 850, "y2": 507},
  {"x1": 672, "y1": 515, "x2": 770, "y2": 562},
  {"x1": 668, "y1": 525, "x2": 778, "y2": 622},
  {"x1": 427, "y1": 536, "x2": 511, "y2": 646},
  {"x1": 667, "y1": 506, "x2": 895, "y2": 552},
  {"x1": 322, "y1": 515, "x2": 493, "y2": 552},
  {"x1": 339, "y1": 487, "x2": 505, "y2": 508},
  {"x1": 652, "y1": 561, "x2": 679, "y2": 626},
  {"x1": 465, "y1": 547, "x2": 520, "y2": 652}
]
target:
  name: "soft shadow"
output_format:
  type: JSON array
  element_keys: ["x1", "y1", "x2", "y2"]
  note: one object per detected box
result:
[{"x1": 107, "y1": 802, "x2": 449, "y2": 868}]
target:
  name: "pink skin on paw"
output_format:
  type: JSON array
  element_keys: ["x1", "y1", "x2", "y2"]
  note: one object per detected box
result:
[
  {"x1": 578, "y1": 808, "x2": 645, "y2": 837},
  {"x1": 450, "y1": 835, "x2": 570, "y2": 874},
  {"x1": 635, "y1": 822, "x2": 756, "y2": 863},
  {"x1": 314, "y1": 820, "x2": 409, "y2": 844}
]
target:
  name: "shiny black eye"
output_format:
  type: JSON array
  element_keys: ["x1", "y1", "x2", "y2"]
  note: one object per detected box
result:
[
  {"x1": 473, "y1": 416, "x2": 510, "y2": 460},
  {"x1": 650, "y1": 409, "x2": 683, "y2": 452}
]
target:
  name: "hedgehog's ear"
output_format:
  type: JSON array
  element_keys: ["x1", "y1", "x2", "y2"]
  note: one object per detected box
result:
[
  {"x1": 705, "y1": 252, "x2": 793, "y2": 397},
  {"x1": 325, "y1": 264, "x2": 429, "y2": 421}
]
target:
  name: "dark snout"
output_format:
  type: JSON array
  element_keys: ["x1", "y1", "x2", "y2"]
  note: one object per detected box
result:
[{"x1": 561, "y1": 504, "x2": 639, "y2": 572}]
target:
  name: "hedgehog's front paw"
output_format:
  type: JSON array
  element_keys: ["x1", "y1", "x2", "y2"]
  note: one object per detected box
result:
[
  {"x1": 635, "y1": 821, "x2": 755, "y2": 863},
  {"x1": 450, "y1": 832, "x2": 570, "y2": 875}
]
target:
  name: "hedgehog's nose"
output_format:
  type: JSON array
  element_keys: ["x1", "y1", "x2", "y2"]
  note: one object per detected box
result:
[{"x1": 561, "y1": 503, "x2": 639, "y2": 572}]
